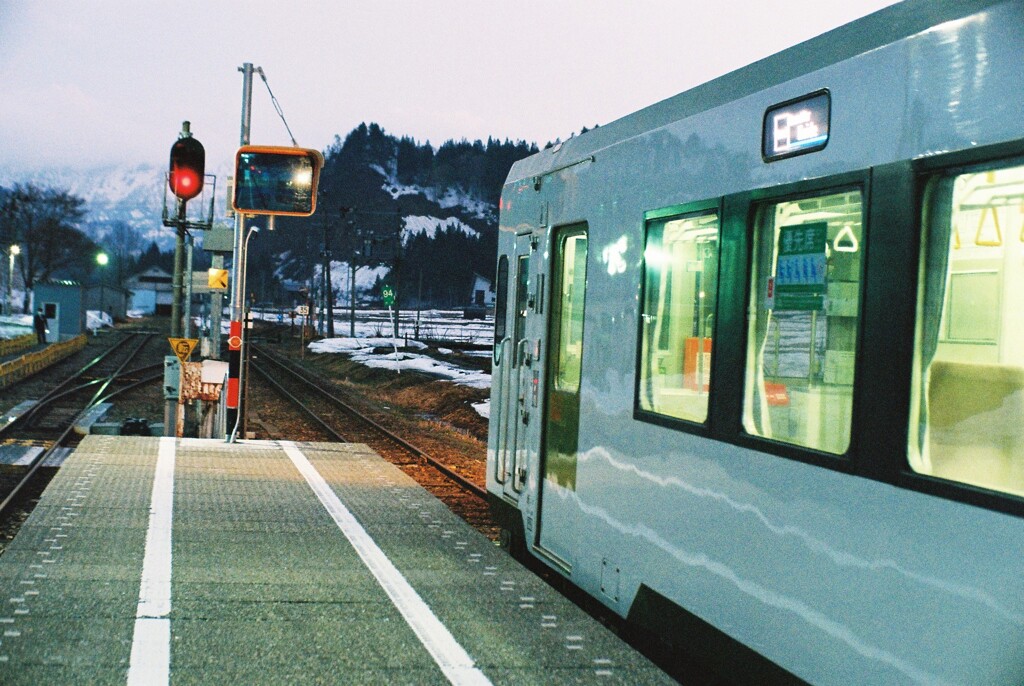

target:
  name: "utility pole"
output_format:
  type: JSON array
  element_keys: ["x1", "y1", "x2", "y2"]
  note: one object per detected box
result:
[
  {"x1": 348, "y1": 224, "x2": 364, "y2": 338},
  {"x1": 227, "y1": 62, "x2": 254, "y2": 437},
  {"x1": 392, "y1": 212, "x2": 402, "y2": 340},
  {"x1": 321, "y1": 214, "x2": 334, "y2": 338},
  {"x1": 323, "y1": 206, "x2": 349, "y2": 338},
  {"x1": 170, "y1": 196, "x2": 186, "y2": 337},
  {"x1": 183, "y1": 233, "x2": 194, "y2": 338}
]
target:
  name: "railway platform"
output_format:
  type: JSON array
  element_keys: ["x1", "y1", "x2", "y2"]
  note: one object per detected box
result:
[{"x1": 0, "y1": 435, "x2": 674, "y2": 685}]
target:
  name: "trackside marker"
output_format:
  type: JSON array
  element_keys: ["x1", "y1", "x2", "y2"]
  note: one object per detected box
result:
[
  {"x1": 127, "y1": 437, "x2": 175, "y2": 686},
  {"x1": 280, "y1": 441, "x2": 492, "y2": 686}
]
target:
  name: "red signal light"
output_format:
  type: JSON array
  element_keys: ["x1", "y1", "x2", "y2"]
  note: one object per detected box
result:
[{"x1": 168, "y1": 136, "x2": 205, "y2": 201}]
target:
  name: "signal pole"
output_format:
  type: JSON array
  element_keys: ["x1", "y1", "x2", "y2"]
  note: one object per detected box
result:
[
  {"x1": 171, "y1": 195, "x2": 187, "y2": 337},
  {"x1": 168, "y1": 120, "x2": 204, "y2": 337},
  {"x1": 163, "y1": 120, "x2": 212, "y2": 438}
]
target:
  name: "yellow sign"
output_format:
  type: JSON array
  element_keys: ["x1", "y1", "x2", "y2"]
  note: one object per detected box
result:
[
  {"x1": 168, "y1": 337, "x2": 198, "y2": 363},
  {"x1": 208, "y1": 268, "x2": 229, "y2": 290}
]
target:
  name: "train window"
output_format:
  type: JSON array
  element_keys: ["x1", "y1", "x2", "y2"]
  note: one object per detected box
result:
[
  {"x1": 513, "y1": 255, "x2": 530, "y2": 366},
  {"x1": 743, "y1": 190, "x2": 864, "y2": 454},
  {"x1": 550, "y1": 230, "x2": 588, "y2": 392},
  {"x1": 638, "y1": 210, "x2": 719, "y2": 423},
  {"x1": 909, "y1": 162, "x2": 1024, "y2": 498},
  {"x1": 494, "y1": 255, "x2": 509, "y2": 343}
]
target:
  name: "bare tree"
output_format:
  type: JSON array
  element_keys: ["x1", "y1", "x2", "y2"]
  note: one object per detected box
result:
[
  {"x1": 104, "y1": 220, "x2": 144, "y2": 285},
  {"x1": 0, "y1": 183, "x2": 93, "y2": 312}
]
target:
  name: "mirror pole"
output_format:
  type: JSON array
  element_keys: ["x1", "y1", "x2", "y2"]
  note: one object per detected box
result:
[{"x1": 227, "y1": 62, "x2": 254, "y2": 440}]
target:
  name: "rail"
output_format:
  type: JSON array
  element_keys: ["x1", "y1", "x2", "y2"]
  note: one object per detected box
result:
[{"x1": 0, "y1": 334, "x2": 157, "y2": 518}]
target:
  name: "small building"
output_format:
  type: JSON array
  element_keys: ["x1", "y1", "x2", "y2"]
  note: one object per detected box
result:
[
  {"x1": 85, "y1": 283, "x2": 131, "y2": 321},
  {"x1": 470, "y1": 273, "x2": 496, "y2": 307},
  {"x1": 463, "y1": 273, "x2": 496, "y2": 319},
  {"x1": 33, "y1": 279, "x2": 86, "y2": 342},
  {"x1": 124, "y1": 266, "x2": 173, "y2": 315}
]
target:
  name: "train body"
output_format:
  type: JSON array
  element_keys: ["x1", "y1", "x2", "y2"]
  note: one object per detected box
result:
[{"x1": 486, "y1": 1, "x2": 1024, "y2": 683}]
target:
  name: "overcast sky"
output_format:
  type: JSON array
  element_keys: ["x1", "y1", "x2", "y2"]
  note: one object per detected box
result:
[{"x1": 0, "y1": 0, "x2": 899, "y2": 173}]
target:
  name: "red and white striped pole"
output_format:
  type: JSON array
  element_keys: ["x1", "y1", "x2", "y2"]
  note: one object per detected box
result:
[
  {"x1": 227, "y1": 62, "x2": 254, "y2": 440},
  {"x1": 226, "y1": 319, "x2": 242, "y2": 422}
]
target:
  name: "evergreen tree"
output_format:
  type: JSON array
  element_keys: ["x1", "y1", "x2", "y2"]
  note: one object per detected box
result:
[{"x1": 259, "y1": 122, "x2": 539, "y2": 309}]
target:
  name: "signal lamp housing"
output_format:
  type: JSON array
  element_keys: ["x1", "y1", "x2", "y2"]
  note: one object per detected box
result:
[{"x1": 168, "y1": 136, "x2": 206, "y2": 201}]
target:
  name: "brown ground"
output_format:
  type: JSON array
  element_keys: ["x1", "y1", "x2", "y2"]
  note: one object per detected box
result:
[{"x1": 290, "y1": 345, "x2": 490, "y2": 442}]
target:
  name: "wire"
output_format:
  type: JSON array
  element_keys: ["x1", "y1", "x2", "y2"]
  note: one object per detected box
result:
[{"x1": 255, "y1": 67, "x2": 299, "y2": 147}]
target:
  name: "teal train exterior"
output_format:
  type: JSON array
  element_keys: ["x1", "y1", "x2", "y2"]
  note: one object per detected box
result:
[{"x1": 487, "y1": 1, "x2": 1024, "y2": 682}]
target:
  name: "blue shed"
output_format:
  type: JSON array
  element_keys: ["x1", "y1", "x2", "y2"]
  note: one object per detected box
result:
[{"x1": 33, "y1": 280, "x2": 86, "y2": 342}]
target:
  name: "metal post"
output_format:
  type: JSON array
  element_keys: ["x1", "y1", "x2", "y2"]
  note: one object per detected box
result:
[
  {"x1": 170, "y1": 120, "x2": 196, "y2": 339},
  {"x1": 210, "y1": 253, "x2": 224, "y2": 358},
  {"x1": 391, "y1": 227, "x2": 401, "y2": 340},
  {"x1": 226, "y1": 62, "x2": 254, "y2": 440},
  {"x1": 170, "y1": 200, "x2": 186, "y2": 338},
  {"x1": 6, "y1": 247, "x2": 15, "y2": 317},
  {"x1": 229, "y1": 225, "x2": 257, "y2": 442},
  {"x1": 415, "y1": 269, "x2": 422, "y2": 339},
  {"x1": 349, "y1": 260, "x2": 356, "y2": 337},
  {"x1": 184, "y1": 232, "x2": 194, "y2": 339},
  {"x1": 231, "y1": 64, "x2": 254, "y2": 320},
  {"x1": 323, "y1": 215, "x2": 334, "y2": 337},
  {"x1": 318, "y1": 258, "x2": 326, "y2": 337}
]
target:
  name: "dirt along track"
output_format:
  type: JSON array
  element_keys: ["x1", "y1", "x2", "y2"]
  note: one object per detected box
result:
[{"x1": 246, "y1": 337, "x2": 498, "y2": 539}]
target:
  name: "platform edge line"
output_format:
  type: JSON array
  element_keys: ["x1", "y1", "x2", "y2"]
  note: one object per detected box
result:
[{"x1": 127, "y1": 435, "x2": 175, "y2": 686}]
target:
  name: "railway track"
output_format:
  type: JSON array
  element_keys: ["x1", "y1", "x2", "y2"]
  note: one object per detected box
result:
[
  {"x1": 248, "y1": 343, "x2": 497, "y2": 536},
  {"x1": 0, "y1": 332, "x2": 164, "y2": 517}
]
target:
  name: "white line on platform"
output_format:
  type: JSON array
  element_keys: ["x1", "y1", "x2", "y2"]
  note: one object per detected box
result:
[
  {"x1": 280, "y1": 441, "x2": 492, "y2": 686},
  {"x1": 127, "y1": 436, "x2": 175, "y2": 686}
]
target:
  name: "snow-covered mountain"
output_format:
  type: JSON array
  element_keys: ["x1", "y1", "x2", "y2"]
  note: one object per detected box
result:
[
  {"x1": 1, "y1": 124, "x2": 538, "y2": 307},
  {"x1": 0, "y1": 163, "x2": 231, "y2": 249}
]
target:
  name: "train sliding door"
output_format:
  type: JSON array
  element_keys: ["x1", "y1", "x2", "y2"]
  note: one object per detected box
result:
[
  {"x1": 493, "y1": 233, "x2": 534, "y2": 503},
  {"x1": 537, "y1": 225, "x2": 588, "y2": 569}
]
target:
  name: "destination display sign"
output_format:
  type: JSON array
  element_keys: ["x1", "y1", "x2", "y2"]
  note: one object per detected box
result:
[
  {"x1": 763, "y1": 91, "x2": 830, "y2": 161},
  {"x1": 772, "y1": 222, "x2": 827, "y2": 311}
]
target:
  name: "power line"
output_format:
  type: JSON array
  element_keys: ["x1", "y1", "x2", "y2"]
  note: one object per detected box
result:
[{"x1": 255, "y1": 67, "x2": 298, "y2": 147}]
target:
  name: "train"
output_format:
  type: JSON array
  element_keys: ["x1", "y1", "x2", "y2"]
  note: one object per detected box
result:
[{"x1": 485, "y1": 1, "x2": 1024, "y2": 683}]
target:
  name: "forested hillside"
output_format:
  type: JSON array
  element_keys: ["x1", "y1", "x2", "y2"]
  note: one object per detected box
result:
[{"x1": 259, "y1": 123, "x2": 538, "y2": 308}]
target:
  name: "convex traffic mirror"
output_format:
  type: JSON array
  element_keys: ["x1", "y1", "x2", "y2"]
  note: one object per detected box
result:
[{"x1": 232, "y1": 145, "x2": 324, "y2": 216}]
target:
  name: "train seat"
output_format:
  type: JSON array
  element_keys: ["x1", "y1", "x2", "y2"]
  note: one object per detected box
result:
[{"x1": 926, "y1": 360, "x2": 1024, "y2": 496}]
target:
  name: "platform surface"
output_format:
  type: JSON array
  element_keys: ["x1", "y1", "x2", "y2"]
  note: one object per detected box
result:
[{"x1": 0, "y1": 436, "x2": 674, "y2": 684}]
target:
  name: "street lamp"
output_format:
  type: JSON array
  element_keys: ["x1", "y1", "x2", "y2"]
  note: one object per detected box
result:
[
  {"x1": 95, "y1": 251, "x2": 109, "y2": 287},
  {"x1": 7, "y1": 244, "x2": 20, "y2": 316},
  {"x1": 93, "y1": 251, "x2": 110, "y2": 324}
]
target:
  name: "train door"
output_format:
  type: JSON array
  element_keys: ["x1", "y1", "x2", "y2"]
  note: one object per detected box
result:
[
  {"x1": 493, "y1": 232, "x2": 535, "y2": 502},
  {"x1": 536, "y1": 225, "x2": 588, "y2": 569}
]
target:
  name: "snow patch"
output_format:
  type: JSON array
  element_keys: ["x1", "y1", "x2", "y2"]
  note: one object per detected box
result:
[
  {"x1": 402, "y1": 215, "x2": 479, "y2": 243},
  {"x1": 308, "y1": 336, "x2": 492, "y2": 394},
  {"x1": 87, "y1": 310, "x2": 114, "y2": 330}
]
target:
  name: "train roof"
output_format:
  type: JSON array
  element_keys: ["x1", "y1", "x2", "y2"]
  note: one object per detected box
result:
[{"x1": 505, "y1": 0, "x2": 1005, "y2": 186}]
